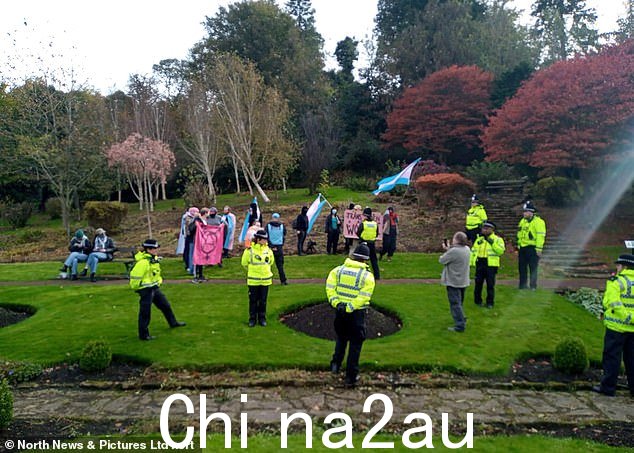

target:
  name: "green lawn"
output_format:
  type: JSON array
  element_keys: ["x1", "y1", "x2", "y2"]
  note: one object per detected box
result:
[
  {"x1": 0, "y1": 252, "x2": 520, "y2": 282},
  {"x1": 0, "y1": 281, "x2": 602, "y2": 373}
]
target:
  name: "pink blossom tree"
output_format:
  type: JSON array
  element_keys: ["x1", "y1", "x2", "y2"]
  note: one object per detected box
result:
[{"x1": 105, "y1": 133, "x2": 175, "y2": 212}]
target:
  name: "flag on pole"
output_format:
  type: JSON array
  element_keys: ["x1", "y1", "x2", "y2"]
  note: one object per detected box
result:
[
  {"x1": 239, "y1": 197, "x2": 260, "y2": 243},
  {"x1": 306, "y1": 193, "x2": 327, "y2": 235},
  {"x1": 372, "y1": 158, "x2": 421, "y2": 195}
]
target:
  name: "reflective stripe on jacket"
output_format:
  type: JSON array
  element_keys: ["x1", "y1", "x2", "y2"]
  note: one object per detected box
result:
[
  {"x1": 466, "y1": 205, "x2": 487, "y2": 229},
  {"x1": 470, "y1": 233, "x2": 505, "y2": 267},
  {"x1": 603, "y1": 269, "x2": 634, "y2": 333},
  {"x1": 359, "y1": 220, "x2": 378, "y2": 241},
  {"x1": 241, "y1": 243, "x2": 274, "y2": 286},
  {"x1": 517, "y1": 215, "x2": 546, "y2": 252},
  {"x1": 129, "y1": 251, "x2": 162, "y2": 290},
  {"x1": 326, "y1": 258, "x2": 375, "y2": 312}
]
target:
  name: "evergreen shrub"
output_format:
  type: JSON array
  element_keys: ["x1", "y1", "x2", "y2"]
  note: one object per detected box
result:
[
  {"x1": 182, "y1": 181, "x2": 213, "y2": 209},
  {"x1": 84, "y1": 201, "x2": 128, "y2": 233},
  {"x1": 533, "y1": 177, "x2": 582, "y2": 207},
  {"x1": 553, "y1": 337, "x2": 588, "y2": 375},
  {"x1": 45, "y1": 197, "x2": 62, "y2": 219},
  {"x1": 0, "y1": 379, "x2": 12, "y2": 429},
  {"x1": 1, "y1": 201, "x2": 33, "y2": 228},
  {"x1": 464, "y1": 160, "x2": 516, "y2": 190},
  {"x1": 79, "y1": 340, "x2": 112, "y2": 372},
  {"x1": 0, "y1": 361, "x2": 42, "y2": 384},
  {"x1": 566, "y1": 288, "x2": 603, "y2": 319}
]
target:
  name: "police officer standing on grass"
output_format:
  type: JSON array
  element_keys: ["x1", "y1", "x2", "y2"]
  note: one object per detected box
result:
[
  {"x1": 465, "y1": 194, "x2": 487, "y2": 243},
  {"x1": 241, "y1": 230, "x2": 274, "y2": 327},
  {"x1": 517, "y1": 201, "x2": 546, "y2": 290},
  {"x1": 471, "y1": 221, "x2": 505, "y2": 309},
  {"x1": 357, "y1": 207, "x2": 380, "y2": 280},
  {"x1": 593, "y1": 254, "x2": 634, "y2": 397},
  {"x1": 129, "y1": 239, "x2": 186, "y2": 341},
  {"x1": 327, "y1": 242, "x2": 376, "y2": 386}
]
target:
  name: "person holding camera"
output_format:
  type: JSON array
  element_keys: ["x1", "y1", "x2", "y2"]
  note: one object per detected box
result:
[
  {"x1": 326, "y1": 243, "x2": 376, "y2": 386},
  {"x1": 439, "y1": 232, "x2": 471, "y2": 332},
  {"x1": 241, "y1": 229, "x2": 275, "y2": 327},
  {"x1": 129, "y1": 239, "x2": 186, "y2": 341}
]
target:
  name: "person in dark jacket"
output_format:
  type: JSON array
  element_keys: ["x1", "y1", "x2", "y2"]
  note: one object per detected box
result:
[
  {"x1": 266, "y1": 213, "x2": 288, "y2": 285},
  {"x1": 60, "y1": 229, "x2": 92, "y2": 280},
  {"x1": 294, "y1": 206, "x2": 309, "y2": 256},
  {"x1": 84, "y1": 228, "x2": 116, "y2": 282},
  {"x1": 325, "y1": 207, "x2": 342, "y2": 255},
  {"x1": 189, "y1": 208, "x2": 209, "y2": 283}
]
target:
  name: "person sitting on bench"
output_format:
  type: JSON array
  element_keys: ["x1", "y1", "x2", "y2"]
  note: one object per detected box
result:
[
  {"x1": 60, "y1": 229, "x2": 92, "y2": 280},
  {"x1": 82, "y1": 228, "x2": 116, "y2": 282}
]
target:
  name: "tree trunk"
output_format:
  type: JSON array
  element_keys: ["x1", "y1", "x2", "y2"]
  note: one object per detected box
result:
[{"x1": 232, "y1": 154, "x2": 241, "y2": 193}]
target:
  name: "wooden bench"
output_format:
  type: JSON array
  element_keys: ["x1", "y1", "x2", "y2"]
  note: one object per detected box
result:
[{"x1": 110, "y1": 246, "x2": 138, "y2": 276}]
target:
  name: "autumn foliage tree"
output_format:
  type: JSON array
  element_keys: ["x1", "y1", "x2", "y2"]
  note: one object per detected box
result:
[
  {"x1": 382, "y1": 65, "x2": 494, "y2": 165},
  {"x1": 414, "y1": 172, "x2": 476, "y2": 220},
  {"x1": 483, "y1": 40, "x2": 634, "y2": 174}
]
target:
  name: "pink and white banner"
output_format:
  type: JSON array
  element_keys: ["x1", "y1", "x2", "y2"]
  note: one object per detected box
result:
[
  {"x1": 193, "y1": 224, "x2": 225, "y2": 265},
  {"x1": 342, "y1": 210, "x2": 383, "y2": 240}
]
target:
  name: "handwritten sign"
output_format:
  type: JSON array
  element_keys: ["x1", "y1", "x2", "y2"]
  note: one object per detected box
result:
[{"x1": 342, "y1": 209, "x2": 384, "y2": 240}]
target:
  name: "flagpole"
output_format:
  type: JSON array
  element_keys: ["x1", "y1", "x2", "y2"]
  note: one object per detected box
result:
[{"x1": 319, "y1": 193, "x2": 333, "y2": 209}]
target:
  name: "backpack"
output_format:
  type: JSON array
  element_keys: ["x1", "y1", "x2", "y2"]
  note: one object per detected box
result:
[{"x1": 291, "y1": 218, "x2": 298, "y2": 229}]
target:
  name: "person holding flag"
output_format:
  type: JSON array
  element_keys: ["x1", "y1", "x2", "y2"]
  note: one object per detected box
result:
[
  {"x1": 294, "y1": 206, "x2": 309, "y2": 255},
  {"x1": 221, "y1": 206, "x2": 236, "y2": 258},
  {"x1": 239, "y1": 198, "x2": 261, "y2": 244}
]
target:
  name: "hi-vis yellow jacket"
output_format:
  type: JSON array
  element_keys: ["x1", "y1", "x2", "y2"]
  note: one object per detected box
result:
[
  {"x1": 326, "y1": 258, "x2": 375, "y2": 313},
  {"x1": 517, "y1": 215, "x2": 546, "y2": 252},
  {"x1": 466, "y1": 204, "x2": 487, "y2": 230},
  {"x1": 603, "y1": 269, "x2": 634, "y2": 333},
  {"x1": 129, "y1": 251, "x2": 163, "y2": 290},
  {"x1": 241, "y1": 243, "x2": 274, "y2": 286},
  {"x1": 470, "y1": 233, "x2": 505, "y2": 267}
]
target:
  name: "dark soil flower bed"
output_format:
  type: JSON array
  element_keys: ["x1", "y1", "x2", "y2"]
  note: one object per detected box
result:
[
  {"x1": 0, "y1": 307, "x2": 31, "y2": 328},
  {"x1": 279, "y1": 302, "x2": 402, "y2": 340}
]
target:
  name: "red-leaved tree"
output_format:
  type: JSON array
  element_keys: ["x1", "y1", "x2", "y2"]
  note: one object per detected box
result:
[
  {"x1": 382, "y1": 65, "x2": 494, "y2": 165},
  {"x1": 414, "y1": 173, "x2": 476, "y2": 220},
  {"x1": 105, "y1": 133, "x2": 175, "y2": 213},
  {"x1": 483, "y1": 40, "x2": 634, "y2": 172}
]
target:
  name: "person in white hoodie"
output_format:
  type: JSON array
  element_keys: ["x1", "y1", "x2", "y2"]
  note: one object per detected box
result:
[{"x1": 439, "y1": 232, "x2": 471, "y2": 332}]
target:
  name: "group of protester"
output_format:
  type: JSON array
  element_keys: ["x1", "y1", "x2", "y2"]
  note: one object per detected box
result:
[{"x1": 177, "y1": 206, "x2": 236, "y2": 283}]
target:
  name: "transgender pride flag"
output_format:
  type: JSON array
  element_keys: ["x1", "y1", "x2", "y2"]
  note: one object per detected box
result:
[{"x1": 372, "y1": 158, "x2": 421, "y2": 195}]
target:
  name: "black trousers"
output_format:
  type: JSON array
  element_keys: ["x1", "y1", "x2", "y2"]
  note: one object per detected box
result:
[
  {"x1": 600, "y1": 328, "x2": 634, "y2": 395},
  {"x1": 474, "y1": 258, "x2": 498, "y2": 306},
  {"x1": 297, "y1": 231, "x2": 307, "y2": 255},
  {"x1": 380, "y1": 233, "x2": 397, "y2": 258},
  {"x1": 248, "y1": 285, "x2": 269, "y2": 322},
  {"x1": 367, "y1": 241, "x2": 380, "y2": 279},
  {"x1": 518, "y1": 246, "x2": 540, "y2": 289},
  {"x1": 332, "y1": 309, "x2": 367, "y2": 382},
  {"x1": 138, "y1": 287, "x2": 178, "y2": 339},
  {"x1": 271, "y1": 246, "x2": 287, "y2": 283},
  {"x1": 327, "y1": 231, "x2": 340, "y2": 254},
  {"x1": 465, "y1": 227, "x2": 480, "y2": 244}
]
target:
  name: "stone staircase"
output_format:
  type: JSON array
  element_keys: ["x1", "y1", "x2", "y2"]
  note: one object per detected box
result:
[
  {"x1": 540, "y1": 236, "x2": 610, "y2": 280},
  {"x1": 481, "y1": 179, "x2": 609, "y2": 279}
]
